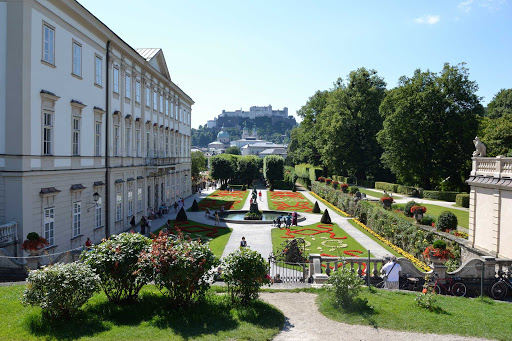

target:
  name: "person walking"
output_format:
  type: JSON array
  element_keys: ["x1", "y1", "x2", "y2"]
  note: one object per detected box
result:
[
  {"x1": 130, "y1": 216, "x2": 136, "y2": 231},
  {"x1": 292, "y1": 211, "x2": 298, "y2": 226},
  {"x1": 381, "y1": 257, "x2": 402, "y2": 289},
  {"x1": 285, "y1": 213, "x2": 292, "y2": 228},
  {"x1": 214, "y1": 211, "x2": 219, "y2": 226},
  {"x1": 240, "y1": 237, "x2": 247, "y2": 248},
  {"x1": 140, "y1": 216, "x2": 146, "y2": 235},
  {"x1": 85, "y1": 238, "x2": 93, "y2": 250},
  {"x1": 205, "y1": 208, "x2": 211, "y2": 217},
  {"x1": 173, "y1": 201, "x2": 178, "y2": 213},
  {"x1": 146, "y1": 218, "x2": 152, "y2": 235}
]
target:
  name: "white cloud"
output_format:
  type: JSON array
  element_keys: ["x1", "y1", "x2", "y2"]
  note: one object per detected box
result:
[
  {"x1": 458, "y1": 0, "x2": 474, "y2": 12},
  {"x1": 415, "y1": 15, "x2": 441, "y2": 24},
  {"x1": 458, "y1": 0, "x2": 506, "y2": 12}
]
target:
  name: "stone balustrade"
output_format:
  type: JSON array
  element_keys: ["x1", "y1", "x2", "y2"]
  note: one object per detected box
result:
[
  {"x1": 0, "y1": 221, "x2": 18, "y2": 246},
  {"x1": 471, "y1": 156, "x2": 512, "y2": 178},
  {"x1": 496, "y1": 259, "x2": 512, "y2": 275}
]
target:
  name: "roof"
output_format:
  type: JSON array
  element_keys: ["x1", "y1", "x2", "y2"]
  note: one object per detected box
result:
[
  {"x1": 217, "y1": 130, "x2": 230, "y2": 138},
  {"x1": 209, "y1": 141, "x2": 225, "y2": 146},
  {"x1": 136, "y1": 48, "x2": 161, "y2": 61},
  {"x1": 260, "y1": 148, "x2": 287, "y2": 155},
  {"x1": 136, "y1": 48, "x2": 171, "y2": 80},
  {"x1": 247, "y1": 142, "x2": 287, "y2": 148}
]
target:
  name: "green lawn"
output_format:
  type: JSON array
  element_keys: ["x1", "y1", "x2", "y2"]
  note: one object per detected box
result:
[
  {"x1": 421, "y1": 204, "x2": 469, "y2": 229},
  {"x1": 0, "y1": 285, "x2": 284, "y2": 341},
  {"x1": 318, "y1": 289, "x2": 512, "y2": 341},
  {"x1": 347, "y1": 219, "x2": 401, "y2": 258},
  {"x1": 154, "y1": 220, "x2": 232, "y2": 258},
  {"x1": 194, "y1": 190, "x2": 249, "y2": 212},
  {"x1": 271, "y1": 222, "x2": 369, "y2": 258},
  {"x1": 358, "y1": 188, "x2": 401, "y2": 200},
  {"x1": 267, "y1": 191, "x2": 317, "y2": 213}
]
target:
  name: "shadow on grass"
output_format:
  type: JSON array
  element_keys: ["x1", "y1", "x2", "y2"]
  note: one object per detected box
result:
[{"x1": 338, "y1": 297, "x2": 378, "y2": 328}]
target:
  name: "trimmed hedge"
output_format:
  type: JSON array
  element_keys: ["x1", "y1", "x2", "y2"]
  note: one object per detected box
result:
[
  {"x1": 375, "y1": 182, "x2": 399, "y2": 193},
  {"x1": 456, "y1": 194, "x2": 470, "y2": 208},
  {"x1": 309, "y1": 167, "x2": 322, "y2": 182},
  {"x1": 397, "y1": 185, "x2": 422, "y2": 197},
  {"x1": 423, "y1": 190, "x2": 462, "y2": 202},
  {"x1": 356, "y1": 179, "x2": 375, "y2": 189}
]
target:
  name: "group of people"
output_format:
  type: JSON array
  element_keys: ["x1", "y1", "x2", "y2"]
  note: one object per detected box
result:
[{"x1": 274, "y1": 212, "x2": 298, "y2": 228}]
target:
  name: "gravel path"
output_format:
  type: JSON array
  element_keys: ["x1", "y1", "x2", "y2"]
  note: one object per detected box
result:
[{"x1": 260, "y1": 292, "x2": 493, "y2": 341}]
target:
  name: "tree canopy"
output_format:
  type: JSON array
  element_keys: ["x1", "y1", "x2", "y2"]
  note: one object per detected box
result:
[
  {"x1": 191, "y1": 151, "x2": 207, "y2": 178},
  {"x1": 225, "y1": 146, "x2": 241, "y2": 155},
  {"x1": 263, "y1": 155, "x2": 284, "y2": 185},
  {"x1": 487, "y1": 89, "x2": 512, "y2": 119}
]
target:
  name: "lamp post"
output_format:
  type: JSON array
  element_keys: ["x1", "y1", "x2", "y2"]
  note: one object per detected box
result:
[{"x1": 87, "y1": 192, "x2": 101, "y2": 212}]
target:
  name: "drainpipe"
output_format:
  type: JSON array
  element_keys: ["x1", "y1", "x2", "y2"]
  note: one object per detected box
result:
[{"x1": 104, "y1": 40, "x2": 111, "y2": 239}]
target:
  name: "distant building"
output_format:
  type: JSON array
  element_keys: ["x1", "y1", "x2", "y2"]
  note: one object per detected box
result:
[
  {"x1": 208, "y1": 128, "x2": 230, "y2": 152},
  {"x1": 241, "y1": 142, "x2": 288, "y2": 159},
  {"x1": 205, "y1": 105, "x2": 295, "y2": 129}
]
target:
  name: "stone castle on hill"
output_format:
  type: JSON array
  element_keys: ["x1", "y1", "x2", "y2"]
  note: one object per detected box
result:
[{"x1": 207, "y1": 105, "x2": 295, "y2": 129}]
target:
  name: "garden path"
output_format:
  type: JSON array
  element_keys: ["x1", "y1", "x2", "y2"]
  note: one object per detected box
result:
[
  {"x1": 260, "y1": 292, "x2": 492, "y2": 341},
  {"x1": 300, "y1": 190, "x2": 391, "y2": 258}
]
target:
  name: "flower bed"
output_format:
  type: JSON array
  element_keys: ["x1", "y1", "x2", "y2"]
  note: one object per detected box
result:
[
  {"x1": 267, "y1": 191, "x2": 315, "y2": 213},
  {"x1": 196, "y1": 190, "x2": 249, "y2": 211}
]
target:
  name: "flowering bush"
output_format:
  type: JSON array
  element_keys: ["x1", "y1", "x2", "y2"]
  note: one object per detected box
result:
[
  {"x1": 339, "y1": 183, "x2": 349, "y2": 193},
  {"x1": 403, "y1": 201, "x2": 417, "y2": 217},
  {"x1": 423, "y1": 240, "x2": 454, "y2": 262},
  {"x1": 380, "y1": 196, "x2": 394, "y2": 209},
  {"x1": 332, "y1": 180, "x2": 339, "y2": 188},
  {"x1": 318, "y1": 176, "x2": 325, "y2": 182},
  {"x1": 21, "y1": 232, "x2": 48, "y2": 251},
  {"x1": 327, "y1": 265, "x2": 364, "y2": 308},
  {"x1": 415, "y1": 275, "x2": 437, "y2": 310},
  {"x1": 139, "y1": 230, "x2": 217, "y2": 308},
  {"x1": 410, "y1": 205, "x2": 427, "y2": 214},
  {"x1": 81, "y1": 232, "x2": 151, "y2": 304},
  {"x1": 222, "y1": 248, "x2": 271, "y2": 303},
  {"x1": 325, "y1": 178, "x2": 332, "y2": 184},
  {"x1": 22, "y1": 262, "x2": 100, "y2": 319}
]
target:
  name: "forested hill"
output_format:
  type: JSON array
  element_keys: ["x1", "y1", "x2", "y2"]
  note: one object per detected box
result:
[{"x1": 192, "y1": 116, "x2": 297, "y2": 147}]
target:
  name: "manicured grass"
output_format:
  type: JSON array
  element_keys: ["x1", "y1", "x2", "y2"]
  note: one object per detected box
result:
[
  {"x1": 347, "y1": 219, "x2": 401, "y2": 258},
  {"x1": 0, "y1": 285, "x2": 284, "y2": 341},
  {"x1": 154, "y1": 220, "x2": 232, "y2": 258},
  {"x1": 317, "y1": 289, "x2": 512, "y2": 341},
  {"x1": 359, "y1": 188, "x2": 401, "y2": 200},
  {"x1": 421, "y1": 204, "x2": 469, "y2": 229},
  {"x1": 267, "y1": 191, "x2": 316, "y2": 213},
  {"x1": 194, "y1": 190, "x2": 249, "y2": 211},
  {"x1": 271, "y1": 222, "x2": 369, "y2": 258}
]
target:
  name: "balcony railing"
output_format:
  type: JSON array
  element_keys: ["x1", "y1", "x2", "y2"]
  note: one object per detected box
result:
[
  {"x1": 145, "y1": 157, "x2": 177, "y2": 167},
  {"x1": 0, "y1": 221, "x2": 18, "y2": 246},
  {"x1": 471, "y1": 156, "x2": 512, "y2": 178}
]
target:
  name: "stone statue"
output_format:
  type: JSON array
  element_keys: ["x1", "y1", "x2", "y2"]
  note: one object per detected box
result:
[{"x1": 472, "y1": 136, "x2": 487, "y2": 157}]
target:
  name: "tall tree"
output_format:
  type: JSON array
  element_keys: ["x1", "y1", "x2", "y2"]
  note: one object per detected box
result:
[
  {"x1": 317, "y1": 68, "x2": 386, "y2": 179},
  {"x1": 238, "y1": 155, "x2": 260, "y2": 186},
  {"x1": 487, "y1": 89, "x2": 512, "y2": 119},
  {"x1": 263, "y1": 155, "x2": 284, "y2": 185},
  {"x1": 191, "y1": 151, "x2": 207, "y2": 178},
  {"x1": 210, "y1": 154, "x2": 237, "y2": 185},
  {"x1": 225, "y1": 146, "x2": 241, "y2": 155},
  {"x1": 482, "y1": 114, "x2": 512, "y2": 156},
  {"x1": 378, "y1": 63, "x2": 482, "y2": 190}
]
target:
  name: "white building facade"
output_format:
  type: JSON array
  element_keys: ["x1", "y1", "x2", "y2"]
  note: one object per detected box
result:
[{"x1": 0, "y1": 0, "x2": 193, "y2": 256}]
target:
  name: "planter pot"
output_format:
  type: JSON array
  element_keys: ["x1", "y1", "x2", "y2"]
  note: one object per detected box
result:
[
  {"x1": 414, "y1": 211, "x2": 424, "y2": 222},
  {"x1": 382, "y1": 201, "x2": 392, "y2": 209},
  {"x1": 25, "y1": 247, "x2": 44, "y2": 257}
]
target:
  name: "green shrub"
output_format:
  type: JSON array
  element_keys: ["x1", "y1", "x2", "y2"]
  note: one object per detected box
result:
[
  {"x1": 222, "y1": 248, "x2": 271, "y2": 303},
  {"x1": 347, "y1": 186, "x2": 359, "y2": 194},
  {"x1": 81, "y1": 232, "x2": 151, "y2": 304},
  {"x1": 139, "y1": 231, "x2": 217, "y2": 308},
  {"x1": 263, "y1": 155, "x2": 284, "y2": 185},
  {"x1": 397, "y1": 185, "x2": 422, "y2": 197},
  {"x1": 190, "y1": 199, "x2": 199, "y2": 211},
  {"x1": 26, "y1": 232, "x2": 40, "y2": 241},
  {"x1": 356, "y1": 179, "x2": 375, "y2": 188},
  {"x1": 423, "y1": 190, "x2": 461, "y2": 202},
  {"x1": 420, "y1": 215, "x2": 436, "y2": 226},
  {"x1": 375, "y1": 182, "x2": 399, "y2": 193},
  {"x1": 309, "y1": 167, "x2": 323, "y2": 182},
  {"x1": 321, "y1": 209, "x2": 332, "y2": 224},
  {"x1": 327, "y1": 265, "x2": 364, "y2": 308},
  {"x1": 403, "y1": 201, "x2": 417, "y2": 217},
  {"x1": 22, "y1": 262, "x2": 100, "y2": 319},
  {"x1": 433, "y1": 240, "x2": 447, "y2": 249},
  {"x1": 176, "y1": 207, "x2": 188, "y2": 221},
  {"x1": 456, "y1": 194, "x2": 470, "y2": 208},
  {"x1": 312, "y1": 201, "x2": 321, "y2": 213},
  {"x1": 436, "y1": 211, "x2": 458, "y2": 232}
]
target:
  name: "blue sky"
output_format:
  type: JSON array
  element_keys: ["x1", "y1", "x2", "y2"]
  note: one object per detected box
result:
[{"x1": 81, "y1": 0, "x2": 512, "y2": 128}]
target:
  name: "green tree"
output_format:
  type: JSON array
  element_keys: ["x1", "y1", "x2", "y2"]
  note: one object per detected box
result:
[
  {"x1": 482, "y1": 114, "x2": 512, "y2": 156},
  {"x1": 378, "y1": 63, "x2": 482, "y2": 190},
  {"x1": 210, "y1": 154, "x2": 237, "y2": 185},
  {"x1": 225, "y1": 146, "x2": 241, "y2": 155},
  {"x1": 487, "y1": 89, "x2": 512, "y2": 119},
  {"x1": 238, "y1": 155, "x2": 260, "y2": 186},
  {"x1": 317, "y1": 68, "x2": 386, "y2": 179},
  {"x1": 191, "y1": 151, "x2": 207, "y2": 178},
  {"x1": 263, "y1": 155, "x2": 284, "y2": 185}
]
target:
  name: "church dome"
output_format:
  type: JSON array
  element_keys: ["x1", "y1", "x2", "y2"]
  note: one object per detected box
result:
[{"x1": 217, "y1": 130, "x2": 230, "y2": 139}]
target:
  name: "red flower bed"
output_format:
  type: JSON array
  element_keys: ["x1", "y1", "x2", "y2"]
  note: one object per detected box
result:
[
  {"x1": 282, "y1": 223, "x2": 347, "y2": 240},
  {"x1": 410, "y1": 205, "x2": 427, "y2": 214},
  {"x1": 318, "y1": 176, "x2": 325, "y2": 182}
]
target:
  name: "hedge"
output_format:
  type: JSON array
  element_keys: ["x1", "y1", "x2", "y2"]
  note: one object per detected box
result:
[
  {"x1": 422, "y1": 190, "x2": 462, "y2": 202},
  {"x1": 356, "y1": 179, "x2": 375, "y2": 189},
  {"x1": 456, "y1": 194, "x2": 470, "y2": 208},
  {"x1": 397, "y1": 185, "x2": 422, "y2": 197},
  {"x1": 309, "y1": 167, "x2": 322, "y2": 182},
  {"x1": 375, "y1": 182, "x2": 399, "y2": 193}
]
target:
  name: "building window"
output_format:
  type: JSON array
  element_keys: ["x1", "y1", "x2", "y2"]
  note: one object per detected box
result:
[
  {"x1": 175, "y1": 103, "x2": 178, "y2": 120},
  {"x1": 153, "y1": 133, "x2": 157, "y2": 157},
  {"x1": 43, "y1": 111, "x2": 53, "y2": 155},
  {"x1": 145, "y1": 87, "x2": 150, "y2": 107},
  {"x1": 146, "y1": 131, "x2": 150, "y2": 156},
  {"x1": 73, "y1": 202, "x2": 81, "y2": 237},
  {"x1": 135, "y1": 81, "x2": 141, "y2": 103},
  {"x1": 95, "y1": 197, "x2": 102, "y2": 228},
  {"x1": 137, "y1": 187, "x2": 142, "y2": 212},
  {"x1": 126, "y1": 126, "x2": 131, "y2": 157},
  {"x1": 136, "y1": 129, "x2": 141, "y2": 157},
  {"x1": 72, "y1": 117, "x2": 80, "y2": 156},
  {"x1": 159, "y1": 95, "x2": 163, "y2": 113},
  {"x1": 166, "y1": 181, "x2": 170, "y2": 202},
  {"x1": 95, "y1": 122, "x2": 101, "y2": 156},
  {"x1": 116, "y1": 186, "x2": 122, "y2": 221},
  {"x1": 147, "y1": 185, "x2": 151, "y2": 209},
  {"x1": 44, "y1": 207, "x2": 54, "y2": 246},
  {"x1": 128, "y1": 189, "x2": 133, "y2": 217},
  {"x1": 72, "y1": 41, "x2": 82, "y2": 77},
  {"x1": 165, "y1": 135, "x2": 169, "y2": 156},
  {"x1": 114, "y1": 125, "x2": 120, "y2": 156},
  {"x1": 42, "y1": 24, "x2": 55, "y2": 65},
  {"x1": 125, "y1": 74, "x2": 131, "y2": 99},
  {"x1": 165, "y1": 99, "x2": 169, "y2": 116},
  {"x1": 95, "y1": 55, "x2": 102, "y2": 86},
  {"x1": 113, "y1": 67, "x2": 119, "y2": 93},
  {"x1": 153, "y1": 91, "x2": 158, "y2": 110}
]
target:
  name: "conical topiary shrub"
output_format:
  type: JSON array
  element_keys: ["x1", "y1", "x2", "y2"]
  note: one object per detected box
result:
[
  {"x1": 292, "y1": 184, "x2": 296, "y2": 192},
  {"x1": 176, "y1": 207, "x2": 188, "y2": 221},
  {"x1": 320, "y1": 209, "x2": 331, "y2": 224},
  {"x1": 190, "y1": 199, "x2": 199, "y2": 212},
  {"x1": 269, "y1": 184, "x2": 274, "y2": 192},
  {"x1": 312, "y1": 201, "x2": 321, "y2": 213}
]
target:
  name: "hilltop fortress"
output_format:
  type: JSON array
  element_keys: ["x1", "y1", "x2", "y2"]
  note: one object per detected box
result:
[{"x1": 207, "y1": 105, "x2": 295, "y2": 128}]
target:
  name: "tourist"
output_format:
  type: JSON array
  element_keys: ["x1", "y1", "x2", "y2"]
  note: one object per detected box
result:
[
  {"x1": 220, "y1": 205, "x2": 225, "y2": 212},
  {"x1": 259, "y1": 191, "x2": 262, "y2": 201},
  {"x1": 381, "y1": 257, "x2": 402, "y2": 289},
  {"x1": 276, "y1": 216, "x2": 282, "y2": 228},
  {"x1": 130, "y1": 216, "x2": 136, "y2": 230},
  {"x1": 285, "y1": 213, "x2": 292, "y2": 228},
  {"x1": 140, "y1": 216, "x2": 146, "y2": 235},
  {"x1": 292, "y1": 212, "x2": 298, "y2": 226},
  {"x1": 205, "y1": 208, "x2": 211, "y2": 217},
  {"x1": 85, "y1": 237, "x2": 92, "y2": 250},
  {"x1": 173, "y1": 201, "x2": 178, "y2": 213},
  {"x1": 146, "y1": 218, "x2": 152, "y2": 235},
  {"x1": 240, "y1": 237, "x2": 247, "y2": 248},
  {"x1": 214, "y1": 211, "x2": 219, "y2": 225}
]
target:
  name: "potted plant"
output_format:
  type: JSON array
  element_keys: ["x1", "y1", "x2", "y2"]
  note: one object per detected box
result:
[
  {"x1": 21, "y1": 232, "x2": 49, "y2": 256},
  {"x1": 340, "y1": 183, "x2": 349, "y2": 193},
  {"x1": 410, "y1": 205, "x2": 427, "y2": 223},
  {"x1": 380, "y1": 196, "x2": 394, "y2": 209},
  {"x1": 422, "y1": 240, "x2": 454, "y2": 263},
  {"x1": 332, "y1": 180, "x2": 339, "y2": 189},
  {"x1": 325, "y1": 178, "x2": 332, "y2": 185},
  {"x1": 318, "y1": 176, "x2": 325, "y2": 183}
]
